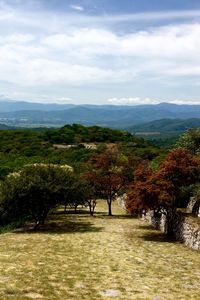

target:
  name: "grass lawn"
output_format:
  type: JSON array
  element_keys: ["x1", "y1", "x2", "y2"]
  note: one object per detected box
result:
[{"x1": 0, "y1": 201, "x2": 199, "y2": 300}]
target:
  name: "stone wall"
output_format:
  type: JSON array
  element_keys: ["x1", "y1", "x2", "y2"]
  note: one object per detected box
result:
[
  {"x1": 187, "y1": 197, "x2": 200, "y2": 217},
  {"x1": 116, "y1": 194, "x2": 127, "y2": 210},
  {"x1": 144, "y1": 210, "x2": 200, "y2": 251}
]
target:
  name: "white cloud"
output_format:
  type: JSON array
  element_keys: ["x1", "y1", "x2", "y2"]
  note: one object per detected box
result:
[
  {"x1": 107, "y1": 97, "x2": 159, "y2": 105},
  {"x1": 164, "y1": 66, "x2": 200, "y2": 76},
  {"x1": 0, "y1": 91, "x2": 72, "y2": 104},
  {"x1": 0, "y1": 33, "x2": 35, "y2": 43},
  {"x1": 29, "y1": 95, "x2": 72, "y2": 104},
  {"x1": 0, "y1": 0, "x2": 14, "y2": 20},
  {"x1": 42, "y1": 29, "x2": 117, "y2": 51},
  {"x1": 0, "y1": 51, "x2": 132, "y2": 86},
  {"x1": 1, "y1": 23, "x2": 200, "y2": 87},
  {"x1": 34, "y1": 25, "x2": 200, "y2": 69},
  {"x1": 107, "y1": 97, "x2": 200, "y2": 105},
  {"x1": 99, "y1": 10, "x2": 200, "y2": 23},
  {"x1": 0, "y1": 24, "x2": 200, "y2": 86},
  {"x1": 70, "y1": 5, "x2": 84, "y2": 12},
  {"x1": 1, "y1": 3, "x2": 200, "y2": 103},
  {"x1": 168, "y1": 99, "x2": 200, "y2": 105}
]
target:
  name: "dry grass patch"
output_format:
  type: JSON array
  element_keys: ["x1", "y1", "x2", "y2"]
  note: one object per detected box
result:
[{"x1": 0, "y1": 201, "x2": 199, "y2": 299}]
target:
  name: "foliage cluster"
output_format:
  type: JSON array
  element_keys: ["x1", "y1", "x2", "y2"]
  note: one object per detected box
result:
[
  {"x1": 126, "y1": 149, "x2": 200, "y2": 235},
  {"x1": 0, "y1": 164, "x2": 80, "y2": 229},
  {"x1": 176, "y1": 128, "x2": 200, "y2": 154},
  {"x1": 0, "y1": 125, "x2": 160, "y2": 178},
  {"x1": 0, "y1": 124, "x2": 162, "y2": 230},
  {"x1": 0, "y1": 144, "x2": 142, "y2": 227},
  {"x1": 44, "y1": 124, "x2": 135, "y2": 144},
  {"x1": 83, "y1": 148, "x2": 139, "y2": 215}
]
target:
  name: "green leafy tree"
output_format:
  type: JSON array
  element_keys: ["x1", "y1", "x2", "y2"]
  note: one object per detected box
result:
[
  {"x1": 176, "y1": 128, "x2": 200, "y2": 154},
  {"x1": 0, "y1": 164, "x2": 75, "y2": 230}
]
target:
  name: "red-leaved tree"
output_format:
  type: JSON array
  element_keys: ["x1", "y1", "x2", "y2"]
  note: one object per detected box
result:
[
  {"x1": 83, "y1": 148, "x2": 138, "y2": 216},
  {"x1": 126, "y1": 149, "x2": 200, "y2": 236}
]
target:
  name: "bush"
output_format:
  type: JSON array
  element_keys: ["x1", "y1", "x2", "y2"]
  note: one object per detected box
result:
[{"x1": 0, "y1": 164, "x2": 76, "y2": 230}]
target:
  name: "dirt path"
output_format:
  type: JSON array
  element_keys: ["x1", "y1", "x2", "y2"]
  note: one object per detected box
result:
[{"x1": 0, "y1": 201, "x2": 199, "y2": 299}]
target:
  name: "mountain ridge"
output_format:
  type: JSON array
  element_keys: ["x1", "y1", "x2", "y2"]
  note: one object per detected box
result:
[
  {"x1": 1, "y1": 101, "x2": 200, "y2": 128},
  {"x1": 127, "y1": 118, "x2": 200, "y2": 133}
]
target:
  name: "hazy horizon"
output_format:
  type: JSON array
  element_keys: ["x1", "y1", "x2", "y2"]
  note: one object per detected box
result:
[{"x1": 2, "y1": 99, "x2": 200, "y2": 107}]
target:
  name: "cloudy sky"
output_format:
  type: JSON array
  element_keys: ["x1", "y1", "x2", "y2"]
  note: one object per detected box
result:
[{"x1": 1, "y1": 0, "x2": 200, "y2": 105}]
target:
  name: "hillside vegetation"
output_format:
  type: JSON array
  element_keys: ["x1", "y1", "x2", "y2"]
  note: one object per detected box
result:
[
  {"x1": 0, "y1": 124, "x2": 160, "y2": 178},
  {"x1": 127, "y1": 118, "x2": 200, "y2": 149}
]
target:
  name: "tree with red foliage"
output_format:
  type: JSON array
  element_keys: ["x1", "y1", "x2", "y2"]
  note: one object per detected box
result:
[
  {"x1": 126, "y1": 149, "x2": 200, "y2": 236},
  {"x1": 84, "y1": 148, "x2": 138, "y2": 216},
  {"x1": 159, "y1": 149, "x2": 200, "y2": 187}
]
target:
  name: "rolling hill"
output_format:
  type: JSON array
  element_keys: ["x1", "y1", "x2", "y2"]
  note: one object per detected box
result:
[{"x1": 127, "y1": 118, "x2": 200, "y2": 134}]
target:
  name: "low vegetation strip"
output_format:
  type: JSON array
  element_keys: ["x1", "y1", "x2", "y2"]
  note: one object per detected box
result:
[{"x1": 0, "y1": 201, "x2": 199, "y2": 300}]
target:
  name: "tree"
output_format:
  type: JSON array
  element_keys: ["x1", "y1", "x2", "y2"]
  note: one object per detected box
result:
[
  {"x1": 77, "y1": 179, "x2": 98, "y2": 216},
  {"x1": 58, "y1": 171, "x2": 80, "y2": 213},
  {"x1": 72, "y1": 180, "x2": 97, "y2": 216},
  {"x1": 176, "y1": 128, "x2": 200, "y2": 155},
  {"x1": 68, "y1": 180, "x2": 89, "y2": 214},
  {"x1": 83, "y1": 148, "x2": 137, "y2": 216},
  {"x1": 0, "y1": 164, "x2": 76, "y2": 230},
  {"x1": 126, "y1": 149, "x2": 200, "y2": 236}
]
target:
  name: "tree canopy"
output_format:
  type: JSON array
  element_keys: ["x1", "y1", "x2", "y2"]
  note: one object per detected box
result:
[
  {"x1": 83, "y1": 148, "x2": 139, "y2": 215},
  {"x1": 126, "y1": 149, "x2": 200, "y2": 235},
  {"x1": 0, "y1": 164, "x2": 77, "y2": 229},
  {"x1": 176, "y1": 128, "x2": 200, "y2": 155}
]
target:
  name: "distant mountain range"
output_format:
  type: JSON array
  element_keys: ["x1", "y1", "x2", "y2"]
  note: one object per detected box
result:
[
  {"x1": 128, "y1": 118, "x2": 200, "y2": 134},
  {"x1": 0, "y1": 123, "x2": 13, "y2": 130},
  {"x1": 0, "y1": 100, "x2": 75, "y2": 112},
  {"x1": 1, "y1": 100, "x2": 200, "y2": 129}
]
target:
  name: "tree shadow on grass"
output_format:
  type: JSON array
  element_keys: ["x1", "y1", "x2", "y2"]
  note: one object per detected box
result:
[
  {"x1": 140, "y1": 231, "x2": 176, "y2": 243},
  {"x1": 53, "y1": 209, "x2": 88, "y2": 215},
  {"x1": 13, "y1": 219, "x2": 104, "y2": 234},
  {"x1": 111, "y1": 214, "x2": 138, "y2": 219},
  {"x1": 90, "y1": 214, "x2": 137, "y2": 220},
  {"x1": 53, "y1": 209, "x2": 135, "y2": 219},
  {"x1": 137, "y1": 224, "x2": 158, "y2": 231},
  {"x1": 53, "y1": 210, "x2": 104, "y2": 216}
]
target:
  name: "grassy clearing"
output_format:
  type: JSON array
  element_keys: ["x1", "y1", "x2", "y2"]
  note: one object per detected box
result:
[{"x1": 0, "y1": 201, "x2": 199, "y2": 300}]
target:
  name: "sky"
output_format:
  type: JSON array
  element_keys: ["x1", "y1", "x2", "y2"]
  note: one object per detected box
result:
[{"x1": 1, "y1": 0, "x2": 200, "y2": 105}]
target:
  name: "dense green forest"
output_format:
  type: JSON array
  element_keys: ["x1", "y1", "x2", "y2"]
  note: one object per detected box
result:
[
  {"x1": 137, "y1": 133, "x2": 180, "y2": 149},
  {"x1": 0, "y1": 124, "x2": 161, "y2": 179},
  {"x1": 127, "y1": 118, "x2": 200, "y2": 148}
]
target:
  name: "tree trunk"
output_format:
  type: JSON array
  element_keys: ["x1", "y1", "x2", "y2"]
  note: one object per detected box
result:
[
  {"x1": 89, "y1": 205, "x2": 94, "y2": 216},
  {"x1": 107, "y1": 199, "x2": 112, "y2": 216},
  {"x1": 165, "y1": 208, "x2": 175, "y2": 237},
  {"x1": 41, "y1": 217, "x2": 45, "y2": 226},
  {"x1": 34, "y1": 220, "x2": 40, "y2": 231},
  {"x1": 166, "y1": 218, "x2": 174, "y2": 237},
  {"x1": 88, "y1": 200, "x2": 96, "y2": 216}
]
